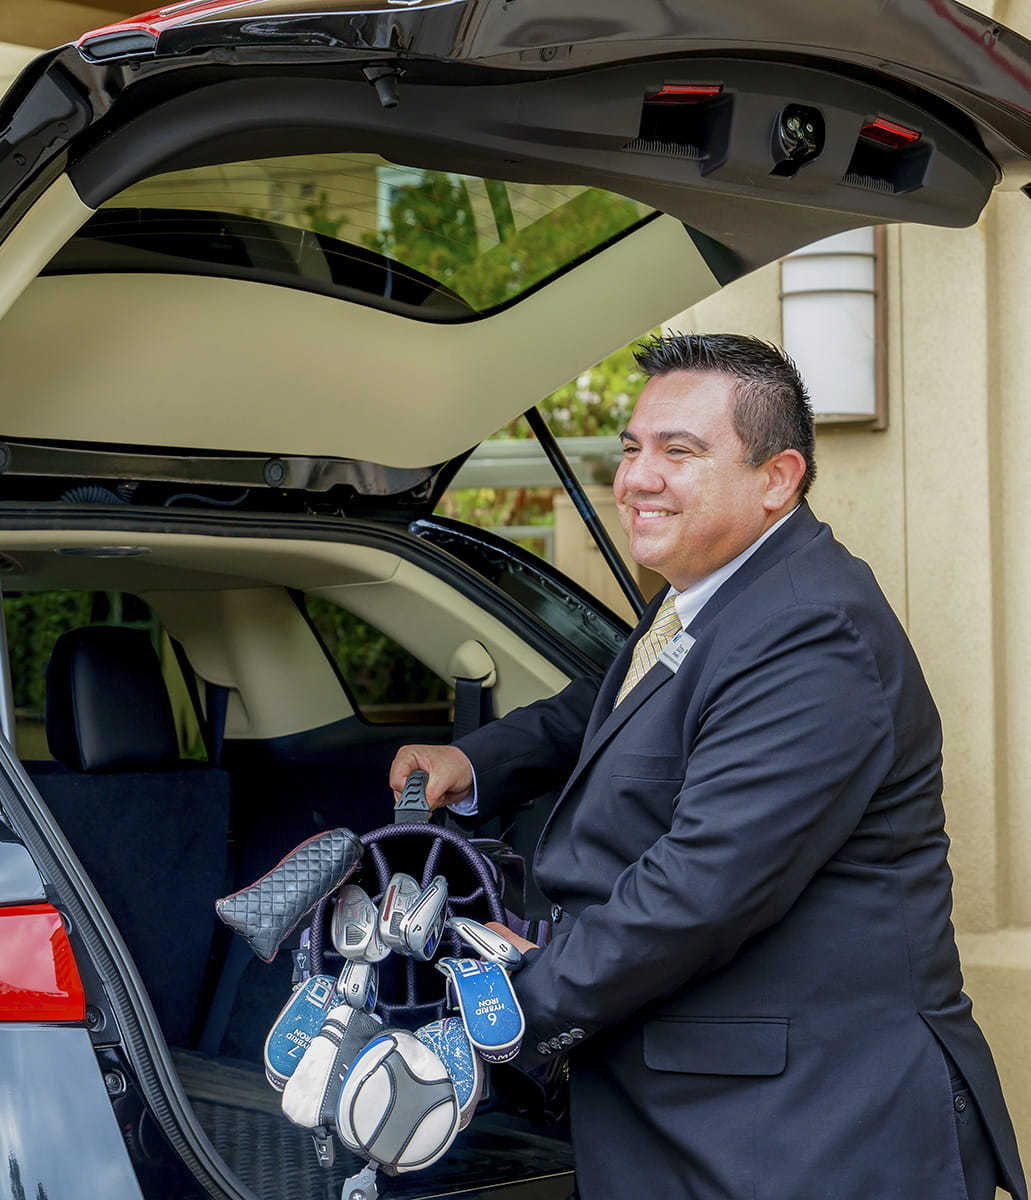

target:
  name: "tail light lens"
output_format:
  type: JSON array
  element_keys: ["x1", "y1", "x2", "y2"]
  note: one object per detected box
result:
[
  {"x1": 78, "y1": 1, "x2": 258, "y2": 49},
  {"x1": 645, "y1": 84, "x2": 724, "y2": 103},
  {"x1": 860, "y1": 118, "x2": 921, "y2": 148},
  {"x1": 0, "y1": 904, "x2": 85, "y2": 1021}
]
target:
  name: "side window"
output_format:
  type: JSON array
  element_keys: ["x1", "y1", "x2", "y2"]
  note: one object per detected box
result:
[
  {"x1": 2, "y1": 590, "x2": 199, "y2": 759},
  {"x1": 303, "y1": 595, "x2": 452, "y2": 725}
]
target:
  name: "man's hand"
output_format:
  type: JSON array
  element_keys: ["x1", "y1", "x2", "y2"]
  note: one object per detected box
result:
[
  {"x1": 485, "y1": 921, "x2": 539, "y2": 955},
  {"x1": 389, "y1": 744, "x2": 475, "y2": 811}
]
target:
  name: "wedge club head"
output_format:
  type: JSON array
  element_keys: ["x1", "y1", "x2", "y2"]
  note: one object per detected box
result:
[{"x1": 332, "y1": 884, "x2": 390, "y2": 964}]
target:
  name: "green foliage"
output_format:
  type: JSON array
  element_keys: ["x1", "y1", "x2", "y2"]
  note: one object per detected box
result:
[
  {"x1": 4, "y1": 592, "x2": 93, "y2": 715},
  {"x1": 363, "y1": 172, "x2": 644, "y2": 312},
  {"x1": 301, "y1": 189, "x2": 350, "y2": 240},
  {"x1": 439, "y1": 337, "x2": 654, "y2": 539},
  {"x1": 506, "y1": 339, "x2": 647, "y2": 440},
  {"x1": 305, "y1": 596, "x2": 450, "y2": 708}
]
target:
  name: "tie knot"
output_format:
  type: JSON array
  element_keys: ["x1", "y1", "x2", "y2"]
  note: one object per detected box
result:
[{"x1": 650, "y1": 591, "x2": 682, "y2": 636}]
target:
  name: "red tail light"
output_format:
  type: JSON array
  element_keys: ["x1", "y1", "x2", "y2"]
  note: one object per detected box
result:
[
  {"x1": 645, "y1": 84, "x2": 724, "y2": 104},
  {"x1": 860, "y1": 118, "x2": 921, "y2": 148},
  {"x1": 78, "y1": 1, "x2": 257, "y2": 47},
  {"x1": 0, "y1": 905, "x2": 85, "y2": 1022}
]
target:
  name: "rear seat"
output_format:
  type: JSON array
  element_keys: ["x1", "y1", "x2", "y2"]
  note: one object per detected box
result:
[{"x1": 27, "y1": 626, "x2": 231, "y2": 1047}]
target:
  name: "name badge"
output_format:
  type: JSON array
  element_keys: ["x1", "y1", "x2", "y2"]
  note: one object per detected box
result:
[{"x1": 659, "y1": 631, "x2": 694, "y2": 673}]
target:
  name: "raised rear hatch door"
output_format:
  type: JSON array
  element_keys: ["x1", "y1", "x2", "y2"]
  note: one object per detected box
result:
[{"x1": 0, "y1": 0, "x2": 1025, "y2": 500}]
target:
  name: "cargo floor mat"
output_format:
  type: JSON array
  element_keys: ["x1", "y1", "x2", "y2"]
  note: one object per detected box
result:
[{"x1": 172, "y1": 1051, "x2": 573, "y2": 1199}]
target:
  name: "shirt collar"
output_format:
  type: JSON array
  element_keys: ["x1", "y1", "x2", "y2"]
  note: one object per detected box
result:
[{"x1": 671, "y1": 505, "x2": 799, "y2": 630}]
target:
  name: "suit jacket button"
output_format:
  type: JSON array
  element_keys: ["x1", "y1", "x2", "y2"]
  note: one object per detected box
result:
[
  {"x1": 536, "y1": 1042, "x2": 551, "y2": 1055},
  {"x1": 569, "y1": 1028, "x2": 586, "y2": 1039},
  {"x1": 550, "y1": 904, "x2": 564, "y2": 923},
  {"x1": 559, "y1": 1033, "x2": 575, "y2": 1047},
  {"x1": 954, "y1": 1095, "x2": 967, "y2": 1113},
  {"x1": 548, "y1": 1037, "x2": 563, "y2": 1050}
]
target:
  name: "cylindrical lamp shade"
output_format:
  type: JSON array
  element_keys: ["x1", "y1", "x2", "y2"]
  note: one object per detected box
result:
[{"x1": 780, "y1": 227, "x2": 879, "y2": 422}]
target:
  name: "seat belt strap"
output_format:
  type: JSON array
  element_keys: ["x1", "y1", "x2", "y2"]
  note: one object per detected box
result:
[{"x1": 452, "y1": 676, "x2": 489, "y2": 742}]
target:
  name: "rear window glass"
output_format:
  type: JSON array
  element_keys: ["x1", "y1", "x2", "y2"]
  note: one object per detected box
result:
[
  {"x1": 2, "y1": 591, "x2": 202, "y2": 760},
  {"x1": 303, "y1": 595, "x2": 452, "y2": 725},
  {"x1": 47, "y1": 154, "x2": 656, "y2": 320}
]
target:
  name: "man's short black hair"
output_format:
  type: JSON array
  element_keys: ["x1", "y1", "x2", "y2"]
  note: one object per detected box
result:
[{"x1": 633, "y1": 332, "x2": 816, "y2": 498}]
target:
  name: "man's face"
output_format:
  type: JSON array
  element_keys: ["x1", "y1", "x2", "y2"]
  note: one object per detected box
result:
[{"x1": 614, "y1": 370, "x2": 781, "y2": 591}]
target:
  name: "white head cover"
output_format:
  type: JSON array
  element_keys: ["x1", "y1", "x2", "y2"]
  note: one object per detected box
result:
[{"x1": 335, "y1": 1029, "x2": 460, "y2": 1173}]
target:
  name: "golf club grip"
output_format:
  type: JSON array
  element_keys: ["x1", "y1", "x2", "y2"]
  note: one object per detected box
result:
[{"x1": 395, "y1": 770, "x2": 431, "y2": 823}]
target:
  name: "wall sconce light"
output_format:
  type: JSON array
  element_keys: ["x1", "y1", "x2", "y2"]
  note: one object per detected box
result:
[{"x1": 780, "y1": 226, "x2": 887, "y2": 428}]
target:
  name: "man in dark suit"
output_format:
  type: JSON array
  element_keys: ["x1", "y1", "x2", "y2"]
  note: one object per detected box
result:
[{"x1": 390, "y1": 334, "x2": 1025, "y2": 1199}]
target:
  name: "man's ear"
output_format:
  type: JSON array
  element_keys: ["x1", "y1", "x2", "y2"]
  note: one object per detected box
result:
[{"x1": 762, "y1": 449, "x2": 807, "y2": 511}]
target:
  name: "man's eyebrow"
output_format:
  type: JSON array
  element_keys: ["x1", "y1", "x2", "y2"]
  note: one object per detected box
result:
[{"x1": 619, "y1": 429, "x2": 711, "y2": 452}]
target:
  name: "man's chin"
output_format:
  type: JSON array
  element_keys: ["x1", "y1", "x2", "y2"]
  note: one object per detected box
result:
[{"x1": 629, "y1": 543, "x2": 670, "y2": 577}]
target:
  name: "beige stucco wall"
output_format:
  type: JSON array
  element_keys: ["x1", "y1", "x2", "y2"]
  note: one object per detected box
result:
[{"x1": 667, "y1": 185, "x2": 1031, "y2": 1185}]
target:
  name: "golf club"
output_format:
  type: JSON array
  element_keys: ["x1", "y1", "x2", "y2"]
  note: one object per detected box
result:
[
  {"x1": 446, "y1": 914, "x2": 524, "y2": 968},
  {"x1": 336, "y1": 959, "x2": 379, "y2": 1012},
  {"x1": 397, "y1": 874, "x2": 449, "y2": 961},
  {"x1": 378, "y1": 872, "x2": 422, "y2": 951},
  {"x1": 332, "y1": 883, "x2": 390, "y2": 964}
]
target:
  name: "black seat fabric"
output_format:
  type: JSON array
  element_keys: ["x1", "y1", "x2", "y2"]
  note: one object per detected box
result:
[
  {"x1": 29, "y1": 626, "x2": 231, "y2": 1046},
  {"x1": 46, "y1": 626, "x2": 180, "y2": 772}
]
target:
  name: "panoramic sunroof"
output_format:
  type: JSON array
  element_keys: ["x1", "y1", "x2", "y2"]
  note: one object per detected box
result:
[{"x1": 46, "y1": 153, "x2": 657, "y2": 321}]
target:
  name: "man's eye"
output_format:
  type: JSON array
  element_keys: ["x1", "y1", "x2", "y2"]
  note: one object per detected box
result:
[
  {"x1": 621, "y1": 444, "x2": 639, "y2": 456},
  {"x1": 667, "y1": 446, "x2": 691, "y2": 458}
]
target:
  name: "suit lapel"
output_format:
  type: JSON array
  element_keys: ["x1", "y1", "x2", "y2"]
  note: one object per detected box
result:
[
  {"x1": 584, "y1": 587, "x2": 668, "y2": 741},
  {"x1": 536, "y1": 653, "x2": 680, "y2": 852}
]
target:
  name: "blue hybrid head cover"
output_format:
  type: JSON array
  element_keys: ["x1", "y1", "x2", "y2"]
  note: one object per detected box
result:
[
  {"x1": 263, "y1": 974, "x2": 338, "y2": 1091},
  {"x1": 435, "y1": 957, "x2": 525, "y2": 1063}
]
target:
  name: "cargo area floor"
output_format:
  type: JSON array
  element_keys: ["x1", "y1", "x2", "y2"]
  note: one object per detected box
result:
[{"x1": 172, "y1": 1051, "x2": 574, "y2": 1200}]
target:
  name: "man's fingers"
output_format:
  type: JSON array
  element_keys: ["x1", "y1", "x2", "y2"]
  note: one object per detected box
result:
[
  {"x1": 388, "y1": 745, "x2": 474, "y2": 810},
  {"x1": 485, "y1": 921, "x2": 538, "y2": 954},
  {"x1": 388, "y1": 747, "x2": 425, "y2": 797}
]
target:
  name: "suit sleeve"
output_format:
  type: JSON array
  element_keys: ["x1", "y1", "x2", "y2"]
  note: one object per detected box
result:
[
  {"x1": 510, "y1": 603, "x2": 901, "y2": 1061},
  {"x1": 453, "y1": 677, "x2": 598, "y2": 821}
]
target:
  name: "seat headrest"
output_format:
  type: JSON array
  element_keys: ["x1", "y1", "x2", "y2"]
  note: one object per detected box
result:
[{"x1": 46, "y1": 626, "x2": 180, "y2": 773}]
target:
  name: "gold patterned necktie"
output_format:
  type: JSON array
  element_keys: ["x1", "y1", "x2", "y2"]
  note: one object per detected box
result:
[{"x1": 614, "y1": 591, "x2": 683, "y2": 707}]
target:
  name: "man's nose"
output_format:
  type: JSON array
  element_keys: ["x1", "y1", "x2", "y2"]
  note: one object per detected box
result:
[{"x1": 620, "y1": 451, "x2": 664, "y2": 493}]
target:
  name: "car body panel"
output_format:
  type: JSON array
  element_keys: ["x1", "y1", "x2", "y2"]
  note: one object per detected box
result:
[
  {"x1": 0, "y1": 1025, "x2": 145, "y2": 1199},
  {"x1": 0, "y1": 830, "x2": 47, "y2": 903}
]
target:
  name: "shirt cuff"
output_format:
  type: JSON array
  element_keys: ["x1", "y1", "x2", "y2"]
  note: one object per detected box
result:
[{"x1": 448, "y1": 765, "x2": 479, "y2": 816}]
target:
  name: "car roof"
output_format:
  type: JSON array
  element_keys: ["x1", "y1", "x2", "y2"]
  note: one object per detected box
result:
[{"x1": 0, "y1": 0, "x2": 1027, "y2": 488}]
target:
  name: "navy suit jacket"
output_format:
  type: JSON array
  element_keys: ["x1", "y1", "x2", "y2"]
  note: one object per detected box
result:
[{"x1": 457, "y1": 504, "x2": 1025, "y2": 1199}]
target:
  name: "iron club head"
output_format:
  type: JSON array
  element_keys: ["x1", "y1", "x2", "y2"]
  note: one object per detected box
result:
[
  {"x1": 377, "y1": 872, "x2": 422, "y2": 952},
  {"x1": 332, "y1": 884, "x2": 390, "y2": 964},
  {"x1": 336, "y1": 959, "x2": 379, "y2": 1013},
  {"x1": 445, "y1": 914, "x2": 524, "y2": 968},
  {"x1": 397, "y1": 875, "x2": 449, "y2": 961}
]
